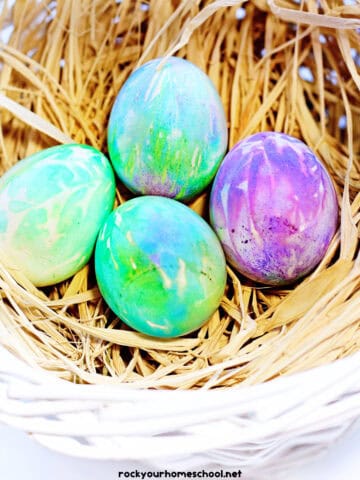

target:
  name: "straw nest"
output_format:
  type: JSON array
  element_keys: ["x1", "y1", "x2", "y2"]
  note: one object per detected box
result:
[{"x1": 0, "y1": 0, "x2": 359, "y2": 389}]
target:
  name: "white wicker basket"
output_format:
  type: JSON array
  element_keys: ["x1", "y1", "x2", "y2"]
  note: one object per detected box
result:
[{"x1": 1, "y1": 344, "x2": 360, "y2": 478}]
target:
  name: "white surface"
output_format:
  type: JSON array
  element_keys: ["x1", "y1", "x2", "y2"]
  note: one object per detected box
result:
[{"x1": 0, "y1": 421, "x2": 360, "y2": 480}]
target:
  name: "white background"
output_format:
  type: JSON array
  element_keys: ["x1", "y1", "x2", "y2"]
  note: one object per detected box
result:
[{"x1": 1, "y1": 420, "x2": 360, "y2": 480}]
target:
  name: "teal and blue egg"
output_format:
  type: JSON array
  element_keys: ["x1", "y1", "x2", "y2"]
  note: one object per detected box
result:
[
  {"x1": 95, "y1": 196, "x2": 227, "y2": 338},
  {"x1": 107, "y1": 56, "x2": 228, "y2": 202}
]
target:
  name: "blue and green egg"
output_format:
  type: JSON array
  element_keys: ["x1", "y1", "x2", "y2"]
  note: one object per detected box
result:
[
  {"x1": 107, "y1": 56, "x2": 228, "y2": 202},
  {"x1": 95, "y1": 196, "x2": 227, "y2": 338},
  {"x1": 0, "y1": 144, "x2": 115, "y2": 286}
]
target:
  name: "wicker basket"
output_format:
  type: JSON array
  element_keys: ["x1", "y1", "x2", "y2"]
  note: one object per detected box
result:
[
  {"x1": 1, "y1": 346, "x2": 360, "y2": 477},
  {"x1": 0, "y1": 0, "x2": 359, "y2": 477}
]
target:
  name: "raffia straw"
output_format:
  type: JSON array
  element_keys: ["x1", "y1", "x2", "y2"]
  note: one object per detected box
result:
[
  {"x1": 0, "y1": 93, "x2": 73, "y2": 144},
  {"x1": 161, "y1": 0, "x2": 247, "y2": 61},
  {"x1": 0, "y1": 0, "x2": 359, "y2": 389},
  {"x1": 266, "y1": 0, "x2": 360, "y2": 29}
]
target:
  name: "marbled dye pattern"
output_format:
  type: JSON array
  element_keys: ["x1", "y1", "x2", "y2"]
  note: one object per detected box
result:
[
  {"x1": 107, "y1": 56, "x2": 228, "y2": 202},
  {"x1": 0, "y1": 144, "x2": 116, "y2": 286},
  {"x1": 210, "y1": 132, "x2": 338, "y2": 285},
  {"x1": 95, "y1": 196, "x2": 227, "y2": 338}
]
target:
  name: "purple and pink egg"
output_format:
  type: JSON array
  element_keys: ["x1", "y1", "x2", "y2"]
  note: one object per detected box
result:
[{"x1": 209, "y1": 132, "x2": 338, "y2": 285}]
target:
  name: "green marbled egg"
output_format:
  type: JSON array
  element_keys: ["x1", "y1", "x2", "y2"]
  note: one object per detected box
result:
[
  {"x1": 107, "y1": 56, "x2": 228, "y2": 202},
  {"x1": 95, "y1": 196, "x2": 227, "y2": 338},
  {"x1": 0, "y1": 144, "x2": 116, "y2": 286}
]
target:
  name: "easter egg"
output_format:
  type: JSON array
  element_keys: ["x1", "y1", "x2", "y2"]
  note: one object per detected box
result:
[
  {"x1": 107, "y1": 56, "x2": 228, "y2": 202},
  {"x1": 209, "y1": 132, "x2": 338, "y2": 285},
  {"x1": 95, "y1": 196, "x2": 227, "y2": 338},
  {"x1": 0, "y1": 144, "x2": 116, "y2": 286}
]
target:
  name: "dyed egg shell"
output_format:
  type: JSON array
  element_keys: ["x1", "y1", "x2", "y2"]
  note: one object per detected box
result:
[
  {"x1": 210, "y1": 132, "x2": 338, "y2": 285},
  {"x1": 0, "y1": 144, "x2": 116, "y2": 286},
  {"x1": 95, "y1": 196, "x2": 227, "y2": 338},
  {"x1": 107, "y1": 56, "x2": 228, "y2": 202}
]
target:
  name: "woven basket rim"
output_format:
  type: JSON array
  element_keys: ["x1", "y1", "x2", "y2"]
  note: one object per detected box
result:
[{"x1": 1, "y1": 344, "x2": 360, "y2": 474}]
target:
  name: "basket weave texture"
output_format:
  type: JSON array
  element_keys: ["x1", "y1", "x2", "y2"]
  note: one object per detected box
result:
[
  {"x1": 0, "y1": 0, "x2": 359, "y2": 475},
  {"x1": 1, "y1": 347, "x2": 360, "y2": 477}
]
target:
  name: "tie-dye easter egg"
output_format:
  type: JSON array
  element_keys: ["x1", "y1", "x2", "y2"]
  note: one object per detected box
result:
[
  {"x1": 95, "y1": 196, "x2": 227, "y2": 338},
  {"x1": 0, "y1": 144, "x2": 116, "y2": 286},
  {"x1": 107, "y1": 56, "x2": 228, "y2": 202},
  {"x1": 210, "y1": 132, "x2": 338, "y2": 285}
]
